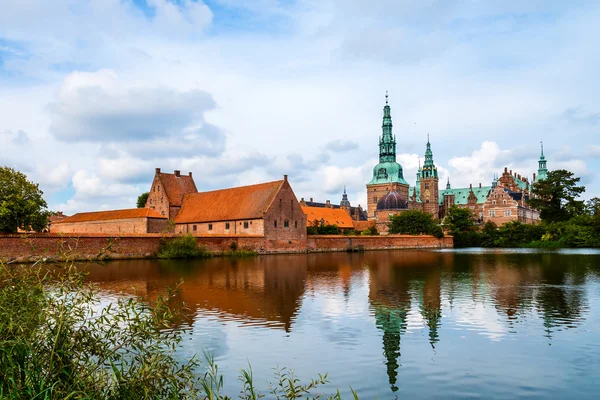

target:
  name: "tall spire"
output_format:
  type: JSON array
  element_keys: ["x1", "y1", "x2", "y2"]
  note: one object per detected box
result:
[
  {"x1": 379, "y1": 92, "x2": 396, "y2": 163},
  {"x1": 422, "y1": 134, "x2": 438, "y2": 179},
  {"x1": 340, "y1": 186, "x2": 351, "y2": 207},
  {"x1": 536, "y1": 141, "x2": 548, "y2": 182},
  {"x1": 446, "y1": 177, "x2": 451, "y2": 190}
]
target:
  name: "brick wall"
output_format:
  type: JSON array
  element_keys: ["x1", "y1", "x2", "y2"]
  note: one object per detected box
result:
[
  {"x1": 176, "y1": 219, "x2": 264, "y2": 235},
  {"x1": 0, "y1": 233, "x2": 452, "y2": 262},
  {"x1": 308, "y1": 235, "x2": 453, "y2": 252},
  {"x1": 263, "y1": 179, "x2": 307, "y2": 241},
  {"x1": 146, "y1": 175, "x2": 170, "y2": 218},
  {"x1": 52, "y1": 218, "x2": 153, "y2": 234}
]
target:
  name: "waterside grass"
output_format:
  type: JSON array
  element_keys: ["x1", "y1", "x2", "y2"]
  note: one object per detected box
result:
[{"x1": 0, "y1": 261, "x2": 357, "y2": 399}]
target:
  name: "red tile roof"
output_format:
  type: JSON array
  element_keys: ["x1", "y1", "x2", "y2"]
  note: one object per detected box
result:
[
  {"x1": 54, "y1": 208, "x2": 166, "y2": 224},
  {"x1": 302, "y1": 206, "x2": 354, "y2": 229},
  {"x1": 158, "y1": 173, "x2": 197, "y2": 207},
  {"x1": 174, "y1": 180, "x2": 284, "y2": 224}
]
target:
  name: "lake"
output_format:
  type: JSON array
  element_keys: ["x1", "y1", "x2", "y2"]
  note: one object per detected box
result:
[{"x1": 84, "y1": 249, "x2": 600, "y2": 399}]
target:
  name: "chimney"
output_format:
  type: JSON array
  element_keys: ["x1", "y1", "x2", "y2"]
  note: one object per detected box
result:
[
  {"x1": 509, "y1": 169, "x2": 512, "y2": 176},
  {"x1": 174, "y1": 170, "x2": 180, "y2": 177},
  {"x1": 479, "y1": 183, "x2": 482, "y2": 188},
  {"x1": 504, "y1": 167, "x2": 508, "y2": 173},
  {"x1": 310, "y1": 197, "x2": 313, "y2": 202},
  {"x1": 326, "y1": 200, "x2": 331, "y2": 208},
  {"x1": 284, "y1": 174, "x2": 288, "y2": 182},
  {"x1": 58, "y1": 211, "x2": 63, "y2": 217},
  {"x1": 155, "y1": 167, "x2": 161, "y2": 174},
  {"x1": 533, "y1": 173, "x2": 537, "y2": 181},
  {"x1": 469, "y1": 183, "x2": 473, "y2": 190},
  {"x1": 189, "y1": 172, "x2": 193, "y2": 177}
]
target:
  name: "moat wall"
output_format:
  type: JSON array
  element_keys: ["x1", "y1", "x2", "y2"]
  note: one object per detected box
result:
[{"x1": 0, "y1": 234, "x2": 452, "y2": 262}]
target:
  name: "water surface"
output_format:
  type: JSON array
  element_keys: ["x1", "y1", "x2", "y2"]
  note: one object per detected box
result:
[{"x1": 85, "y1": 249, "x2": 600, "y2": 399}]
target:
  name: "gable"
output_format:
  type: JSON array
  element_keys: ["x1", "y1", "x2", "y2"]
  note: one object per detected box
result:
[{"x1": 157, "y1": 173, "x2": 198, "y2": 207}]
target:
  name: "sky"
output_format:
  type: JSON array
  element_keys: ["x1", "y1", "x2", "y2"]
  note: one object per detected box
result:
[{"x1": 0, "y1": 0, "x2": 598, "y2": 214}]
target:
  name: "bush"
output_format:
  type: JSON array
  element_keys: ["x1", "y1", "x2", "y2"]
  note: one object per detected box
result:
[
  {"x1": 388, "y1": 210, "x2": 443, "y2": 238},
  {"x1": 158, "y1": 234, "x2": 211, "y2": 259}
]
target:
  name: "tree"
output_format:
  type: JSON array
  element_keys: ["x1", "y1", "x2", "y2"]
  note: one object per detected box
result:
[
  {"x1": 445, "y1": 206, "x2": 476, "y2": 233},
  {"x1": 137, "y1": 192, "x2": 149, "y2": 208},
  {"x1": 528, "y1": 169, "x2": 585, "y2": 222},
  {"x1": 444, "y1": 206, "x2": 479, "y2": 247},
  {"x1": 0, "y1": 166, "x2": 50, "y2": 233},
  {"x1": 388, "y1": 210, "x2": 443, "y2": 238},
  {"x1": 586, "y1": 197, "x2": 600, "y2": 216}
]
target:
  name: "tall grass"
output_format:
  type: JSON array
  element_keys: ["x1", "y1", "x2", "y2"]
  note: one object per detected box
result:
[{"x1": 0, "y1": 261, "x2": 358, "y2": 399}]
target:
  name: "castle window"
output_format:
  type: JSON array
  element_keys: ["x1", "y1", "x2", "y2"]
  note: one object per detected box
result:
[
  {"x1": 158, "y1": 185, "x2": 160, "y2": 191},
  {"x1": 505, "y1": 210, "x2": 511, "y2": 217},
  {"x1": 149, "y1": 199, "x2": 152, "y2": 204},
  {"x1": 225, "y1": 222, "x2": 230, "y2": 230},
  {"x1": 295, "y1": 221, "x2": 298, "y2": 228},
  {"x1": 284, "y1": 220, "x2": 289, "y2": 228},
  {"x1": 208, "y1": 224, "x2": 213, "y2": 231},
  {"x1": 374, "y1": 197, "x2": 378, "y2": 202},
  {"x1": 490, "y1": 210, "x2": 495, "y2": 217},
  {"x1": 503, "y1": 200, "x2": 507, "y2": 204},
  {"x1": 274, "y1": 220, "x2": 278, "y2": 228},
  {"x1": 244, "y1": 221, "x2": 249, "y2": 229},
  {"x1": 161, "y1": 211, "x2": 165, "y2": 215},
  {"x1": 193, "y1": 225, "x2": 197, "y2": 231},
  {"x1": 425, "y1": 183, "x2": 430, "y2": 189},
  {"x1": 426, "y1": 200, "x2": 429, "y2": 203}
]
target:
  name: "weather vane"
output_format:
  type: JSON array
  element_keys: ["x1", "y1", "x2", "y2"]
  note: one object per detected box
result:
[{"x1": 385, "y1": 90, "x2": 388, "y2": 104}]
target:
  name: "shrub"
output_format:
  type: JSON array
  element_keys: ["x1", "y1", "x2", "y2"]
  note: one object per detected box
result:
[
  {"x1": 388, "y1": 210, "x2": 443, "y2": 238},
  {"x1": 157, "y1": 234, "x2": 211, "y2": 259}
]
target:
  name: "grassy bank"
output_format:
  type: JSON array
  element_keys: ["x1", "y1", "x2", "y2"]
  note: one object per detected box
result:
[{"x1": 0, "y1": 261, "x2": 356, "y2": 399}]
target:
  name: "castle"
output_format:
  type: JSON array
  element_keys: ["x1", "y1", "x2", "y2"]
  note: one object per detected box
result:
[{"x1": 366, "y1": 95, "x2": 544, "y2": 233}]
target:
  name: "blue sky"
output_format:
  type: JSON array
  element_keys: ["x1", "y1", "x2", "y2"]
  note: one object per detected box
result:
[{"x1": 0, "y1": 0, "x2": 598, "y2": 213}]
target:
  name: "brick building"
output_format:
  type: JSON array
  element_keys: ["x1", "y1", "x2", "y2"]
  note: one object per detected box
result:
[
  {"x1": 299, "y1": 187, "x2": 368, "y2": 223},
  {"x1": 366, "y1": 94, "x2": 543, "y2": 227},
  {"x1": 51, "y1": 208, "x2": 168, "y2": 234},
  {"x1": 174, "y1": 175, "x2": 306, "y2": 241},
  {"x1": 146, "y1": 168, "x2": 197, "y2": 219},
  {"x1": 302, "y1": 205, "x2": 355, "y2": 231}
]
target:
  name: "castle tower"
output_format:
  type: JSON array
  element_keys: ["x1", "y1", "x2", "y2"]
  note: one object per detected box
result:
[
  {"x1": 419, "y1": 135, "x2": 439, "y2": 217},
  {"x1": 366, "y1": 93, "x2": 409, "y2": 219},
  {"x1": 535, "y1": 141, "x2": 548, "y2": 182},
  {"x1": 340, "y1": 186, "x2": 351, "y2": 208}
]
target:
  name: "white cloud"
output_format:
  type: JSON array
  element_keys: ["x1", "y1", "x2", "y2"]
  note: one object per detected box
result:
[{"x1": 1, "y1": 0, "x2": 600, "y2": 212}]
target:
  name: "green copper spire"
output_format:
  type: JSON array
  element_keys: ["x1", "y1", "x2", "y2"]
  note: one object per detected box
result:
[
  {"x1": 446, "y1": 177, "x2": 451, "y2": 190},
  {"x1": 421, "y1": 134, "x2": 438, "y2": 179},
  {"x1": 536, "y1": 141, "x2": 548, "y2": 182},
  {"x1": 379, "y1": 91, "x2": 396, "y2": 163},
  {"x1": 368, "y1": 93, "x2": 408, "y2": 185}
]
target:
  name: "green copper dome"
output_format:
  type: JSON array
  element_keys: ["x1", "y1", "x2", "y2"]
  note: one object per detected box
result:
[{"x1": 368, "y1": 94, "x2": 408, "y2": 185}]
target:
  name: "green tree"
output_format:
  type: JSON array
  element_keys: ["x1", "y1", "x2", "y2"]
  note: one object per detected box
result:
[
  {"x1": 0, "y1": 166, "x2": 50, "y2": 233},
  {"x1": 388, "y1": 210, "x2": 443, "y2": 238},
  {"x1": 528, "y1": 169, "x2": 586, "y2": 222},
  {"x1": 137, "y1": 192, "x2": 149, "y2": 208},
  {"x1": 586, "y1": 197, "x2": 600, "y2": 216},
  {"x1": 444, "y1": 206, "x2": 480, "y2": 247}
]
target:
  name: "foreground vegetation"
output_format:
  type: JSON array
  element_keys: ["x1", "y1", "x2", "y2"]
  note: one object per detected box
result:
[{"x1": 0, "y1": 262, "x2": 357, "y2": 399}]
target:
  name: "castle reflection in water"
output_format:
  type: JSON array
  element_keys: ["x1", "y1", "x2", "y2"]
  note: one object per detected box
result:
[{"x1": 84, "y1": 250, "x2": 598, "y2": 394}]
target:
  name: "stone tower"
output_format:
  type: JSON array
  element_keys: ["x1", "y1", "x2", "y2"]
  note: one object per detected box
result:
[
  {"x1": 366, "y1": 93, "x2": 410, "y2": 220},
  {"x1": 419, "y1": 136, "x2": 439, "y2": 217}
]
